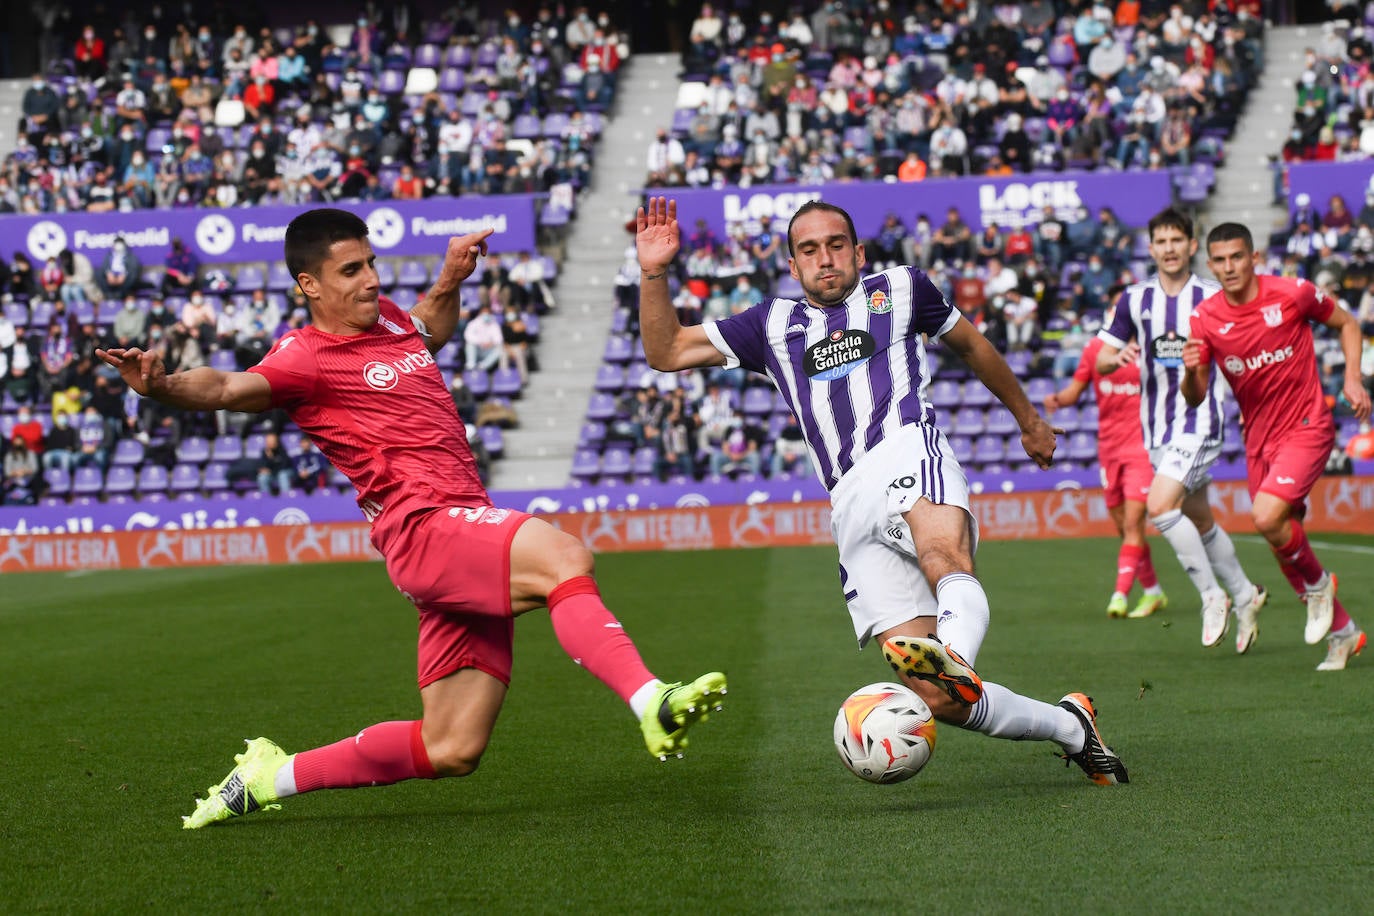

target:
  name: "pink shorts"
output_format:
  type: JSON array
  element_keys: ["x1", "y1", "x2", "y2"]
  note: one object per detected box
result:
[
  {"x1": 383, "y1": 505, "x2": 532, "y2": 688},
  {"x1": 1101, "y1": 452, "x2": 1154, "y2": 510},
  {"x1": 1245, "y1": 424, "x2": 1335, "y2": 511}
]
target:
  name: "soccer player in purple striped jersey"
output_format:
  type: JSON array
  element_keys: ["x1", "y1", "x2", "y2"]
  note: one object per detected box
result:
[
  {"x1": 1095, "y1": 208, "x2": 1267, "y2": 653},
  {"x1": 636, "y1": 196, "x2": 1130, "y2": 786}
]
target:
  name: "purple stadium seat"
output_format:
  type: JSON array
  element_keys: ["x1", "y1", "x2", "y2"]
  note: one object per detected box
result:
[
  {"x1": 373, "y1": 261, "x2": 396, "y2": 286},
  {"x1": 603, "y1": 335, "x2": 634, "y2": 364},
  {"x1": 266, "y1": 262, "x2": 295, "y2": 292},
  {"x1": 973, "y1": 437, "x2": 1005, "y2": 467},
  {"x1": 234, "y1": 265, "x2": 265, "y2": 292},
  {"x1": 512, "y1": 113, "x2": 541, "y2": 139},
  {"x1": 631, "y1": 447, "x2": 657, "y2": 477},
  {"x1": 414, "y1": 44, "x2": 441, "y2": 68},
  {"x1": 176, "y1": 435, "x2": 211, "y2": 465},
  {"x1": 983, "y1": 408, "x2": 1017, "y2": 438},
  {"x1": 541, "y1": 112, "x2": 569, "y2": 137},
  {"x1": 170, "y1": 463, "x2": 202, "y2": 493},
  {"x1": 952, "y1": 408, "x2": 985, "y2": 437},
  {"x1": 1066, "y1": 432, "x2": 1098, "y2": 462},
  {"x1": 479, "y1": 425, "x2": 504, "y2": 457},
  {"x1": 378, "y1": 69, "x2": 406, "y2": 95},
  {"x1": 437, "y1": 342, "x2": 461, "y2": 369},
  {"x1": 1077, "y1": 404, "x2": 1099, "y2": 431},
  {"x1": 960, "y1": 380, "x2": 993, "y2": 409},
  {"x1": 43, "y1": 466, "x2": 71, "y2": 496},
  {"x1": 203, "y1": 462, "x2": 230, "y2": 492},
  {"x1": 586, "y1": 392, "x2": 616, "y2": 421},
  {"x1": 1024, "y1": 377, "x2": 1056, "y2": 403},
  {"x1": 391, "y1": 288, "x2": 418, "y2": 309},
  {"x1": 928, "y1": 379, "x2": 961, "y2": 409},
  {"x1": 137, "y1": 464, "x2": 169, "y2": 494},
  {"x1": 490, "y1": 366, "x2": 523, "y2": 397},
  {"x1": 570, "y1": 448, "x2": 600, "y2": 480},
  {"x1": 104, "y1": 465, "x2": 137, "y2": 495},
  {"x1": 742, "y1": 387, "x2": 774, "y2": 417},
  {"x1": 601, "y1": 446, "x2": 632, "y2": 479},
  {"x1": 464, "y1": 368, "x2": 491, "y2": 398},
  {"x1": 72, "y1": 466, "x2": 106, "y2": 497},
  {"x1": 438, "y1": 68, "x2": 465, "y2": 93},
  {"x1": 397, "y1": 260, "x2": 429, "y2": 287},
  {"x1": 110, "y1": 437, "x2": 145, "y2": 466},
  {"x1": 210, "y1": 435, "x2": 243, "y2": 463},
  {"x1": 948, "y1": 434, "x2": 975, "y2": 464},
  {"x1": 209, "y1": 349, "x2": 237, "y2": 372},
  {"x1": 577, "y1": 421, "x2": 606, "y2": 448},
  {"x1": 444, "y1": 45, "x2": 472, "y2": 69},
  {"x1": 594, "y1": 365, "x2": 625, "y2": 392},
  {"x1": 3, "y1": 302, "x2": 28, "y2": 328}
]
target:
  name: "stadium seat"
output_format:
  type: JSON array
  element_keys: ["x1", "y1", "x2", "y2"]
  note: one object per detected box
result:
[
  {"x1": 1024, "y1": 378, "x2": 1056, "y2": 404},
  {"x1": 973, "y1": 437, "x2": 1005, "y2": 467},
  {"x1": 952, "y1": 408, "x2": 985, "y2": 437},
  {"x1": 397, "y1": 261, "x2": 429, "y2": 287},
  {"x1": 1066, "y1": 432, "x2": 1098, "y2": 462},
  {"x1": 577, "y1": 421, "x2": 606, "y2": 448},
  {"x1": 104, "y1": 465, "x2": 137, "y2": 496},
  {"x1": 202, "y1": 462, "x2": 230, "y2": 492},
  {"x1": 170, "y1": 463, "x2": 202, "y2": 493},
  {"x1": 586, "y1": 393, "x2": 617, "y2": 421},
  {"x1": 377, "y1": 70, "x2": 406, "y2": 95},
  {"x1": 928, "y1": 379, "x2": 961, "y2": 409},
  {"x1": 413, "y1": 44, "x2": 441, "y2": 68},
  {"x1": 464, "y1": 369, "x2": 491, "y2": 398},
  {"x1": 210, "y1": 435, "x2": 243, "y2": 463},
  {"x1": 438, "y1": 68, "x2": 466, "y2": 93},
  {"x1": 594, "y1": 365, "x2": 625, "y2": 392},
  {"x1": 43, "y1": 466, "x2": 71, "y2": 496},
  {"x1": 602, "y1": 335, "x2": 635, "y2": 364},
  {"x1": 741, "y1": 387, "x2": 774, "y2": 417},
  {"x1": 479, "y1": 425, "x2": 504, "y2": 458},
  {"x1": 137, "y1": 465, "x2": 169, "y2": 495},
  {"x1": 631, "y1": 447, "x2": 657, "y2": 477},
  {"x1": 1054, "y1": 405, "x2": 1081, "y2": 433},
  {"x1": 1077, "y1": 404, "x2": 1099, "y2": 431},
  {"x1": 266, "y1": 262, "x2": 295, "y2": 292},
  {"x1": 72, "y1": 466, "x2": 105, "y2": 497},
  {"x1": 601, "y1": 446, "x2": 632, "y2": 479},
  {"x1": 234, "y1": 265, "x2": 265, "y2": 292},
  {"x1": 948, "y1": 435, "x2": 975, "y2": 464},
  {"x1": 110, "y1": 437, "x2": 145, "y2": 466},
  {"x1": 570, "y1": 448, "x2": 600, "y2": 480},
  {"x1": 209, "y1": 349, "x2": 237, "y2": 372},
  {"x1": 983, "y1": 408, "x2": 1017, "y2": 437},
  {"x1": 490, "y1": 367, "x2": 523, "y2": 398},
  {"x1": 436, "y1": 341, "x2": 461, "y2": 369},
  {"x1": 176, "y1": 436, "x2": 211, "y2": 465},
  {"x1": 960, "y1": 380, "x2": 993, "y2": 409}
]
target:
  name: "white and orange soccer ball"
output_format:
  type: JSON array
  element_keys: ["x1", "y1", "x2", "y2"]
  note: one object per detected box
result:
[{"x1": 834, "y1": 682, "x2": 937, "y2": 784}]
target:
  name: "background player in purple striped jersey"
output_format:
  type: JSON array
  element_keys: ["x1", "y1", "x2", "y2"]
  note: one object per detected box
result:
[
  {"x1": 636, "y1": 196, "x2": 1129, "y2": 786},
  {"x1": 1183, "y1": 223, "x2": 1370, "y2": 670},
  {"x1": 1096, "y1": 207, "x2": 1268, "y2": 653},
  {"x1": 97, "y1": 208, "x2": 726, "y2": 829}
]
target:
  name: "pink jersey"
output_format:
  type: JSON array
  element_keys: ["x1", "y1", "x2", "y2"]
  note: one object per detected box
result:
[
  {"x1": 1073, "y1": 336, "x2": 1147, "y2": 463},
  {"x1": 248, "y1": 297, "x2": 489, "y2": 547},
  {"x1": 1190, "y1": 275, "x2": 1335, "y2": 454}
]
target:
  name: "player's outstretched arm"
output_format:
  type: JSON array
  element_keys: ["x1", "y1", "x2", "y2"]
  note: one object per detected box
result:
[
  {"x1": 636, "y1": 196, "x2": 726, "y2": 372},
  {"x1": 1179, "y1": 339, "x2": 1209, "y2": 408},
  {"x1": 96, "y1": 347, "x2": 272, "y2": 412},
  {"x1": 411, "y1": 228, "x2": 494, "y2": 353},
  {"x1": 1045, "y1": 378, "x2": 1088, "y2": 414},
  {"x1": 943, "y1": 316, "x2": 1059, "y2": 468}
]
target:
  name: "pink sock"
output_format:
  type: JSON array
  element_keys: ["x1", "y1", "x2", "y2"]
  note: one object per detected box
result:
[
  {"x1": 1117, "y1": 544, "x2": 1143, "y2": 594},
  {"x1": 1274, "y1": 520, "x2": 1325, "y2": 590},
  {"x1": 548, "y1": 576, "x2": 656, "y2": 704},
  {"x1": 1135, "y1": 543, "x2": 1159, "y2": 589},
  {"x1": 293, "y1": 720, "x2": 435, "y2": 792}
]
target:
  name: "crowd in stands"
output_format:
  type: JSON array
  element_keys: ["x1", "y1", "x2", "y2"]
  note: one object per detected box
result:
[
  {"x1": 10, "y1": 5, "x2": 629, "y2": 214},
  {"x1": 1277, "y1": 11, "x2": 1374, "y2": 173},
  {"x1": 0, "y1": 234, "x2": 557, "y2": 505},
  {"x1": 646, "y1": 0, "x2": 1265, "y2": 190}
]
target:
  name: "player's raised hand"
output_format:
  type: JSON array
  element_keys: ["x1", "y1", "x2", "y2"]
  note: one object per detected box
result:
[
  {"x1": 95, "y1": 347, "x2": 167, "y2": 396},
  {"x1": 434, "y1": 228, "x2": 495, "y2": 287},
  {"x1": 1117, "y1": 341, "x2": 1141, "y2": 368},
  {"x1": 1181, "y1": 338, "x2": 1205, "y2": 370},
  {"x1": 1042, "y1": 393, "x2": 1059, "y2": 415},
  {"x1": 1020, "y1": 415, "x2": 1060, "y2": 470},
  {"x1": 636, "y1": 196, "x2": 680, "y2": 274}
]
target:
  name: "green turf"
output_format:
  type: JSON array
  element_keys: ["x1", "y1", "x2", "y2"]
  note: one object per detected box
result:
[{"x1": 3, "y1": 534, "x2": 1374, "y2": 913}]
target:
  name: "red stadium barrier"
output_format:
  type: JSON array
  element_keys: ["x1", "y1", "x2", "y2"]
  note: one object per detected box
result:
[{"x1": 2, "y1": 477, "x2": 1370, "y2": 574}]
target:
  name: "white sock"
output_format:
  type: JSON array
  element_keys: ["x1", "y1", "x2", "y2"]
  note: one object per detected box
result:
[
  {"x1": 1145, "y1": 584, "x2": 1163, "y2": 595},
  {"x1": 628, "y1": 679, "x2": 664, "y2": 720},
  {"x1": 1200, "y1": 525, "x2": 1256, "y2": 608},
  {"x1": 273, "y1": 756, "x2": 299, "y2": 799},
  {"x1": 934, "y1": 572, "x2": 991, "y2": 666},
  {"x1": 1152, "y1": 509, "x2": 1221, "y2": 597},
  {"x1": 1331, "y1": 620, "x2": 1358, "y2": 639},
  {"x1": 963, "y1": 682, "x2": 1085, "y2": 752}
]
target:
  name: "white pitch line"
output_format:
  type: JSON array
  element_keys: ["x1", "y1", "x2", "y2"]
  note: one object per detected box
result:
[{"x1": 1235, "y1": 535, "x2": 1374, "y2": 555}]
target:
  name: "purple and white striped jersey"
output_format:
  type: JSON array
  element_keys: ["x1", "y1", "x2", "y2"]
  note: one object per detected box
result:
[
  {"x1": 703, "y1": 266, "x2": 959, "y2": 490},
  {"x1": 1097, "y1": 273, "x2": 1226, "y2": 449}
]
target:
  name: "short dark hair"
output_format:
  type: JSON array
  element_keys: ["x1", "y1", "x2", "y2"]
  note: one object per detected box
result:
[
  {"x1": 1206, "y1": 222, "x2": 1254, "y2": 253},
  {"x1": 786, "y1": 200, "x2": 858, "y2": 256},
  {"x1": 1147, "y1": 206, "x2": 1193, "y2": 240},
  {"x1": 284, "y1": 208, "x2": 369, "y2": 282}
]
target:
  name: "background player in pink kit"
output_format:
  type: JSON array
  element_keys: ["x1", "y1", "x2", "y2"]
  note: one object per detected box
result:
[
  {"x1": 1045, "y1": 317, "x2": 1167, "y2": 620},
  {"x1": 1183, "y1": 222, "x2": 1372, "y2": 670},
  {"x1": 96, "y1": 208, "x2": 726, "y2": 829}
]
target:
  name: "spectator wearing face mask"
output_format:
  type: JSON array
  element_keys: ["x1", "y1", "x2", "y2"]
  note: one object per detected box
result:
[
  {"x1": 112, "y1": 295, "x2": 147, "y2": 349},
  {"x1": 98, "y1": 238, "x2": 142, "y2": 299}
]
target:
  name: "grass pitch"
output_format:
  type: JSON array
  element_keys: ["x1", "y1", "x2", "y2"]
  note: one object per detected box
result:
[{"x1": 3, "y1": 534, "x2": 1373, "y2": 913}]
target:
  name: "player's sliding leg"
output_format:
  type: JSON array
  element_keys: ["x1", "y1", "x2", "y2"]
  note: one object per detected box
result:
[{"x1": 513, "y1": 519, "x2": 725, "y2": 759}]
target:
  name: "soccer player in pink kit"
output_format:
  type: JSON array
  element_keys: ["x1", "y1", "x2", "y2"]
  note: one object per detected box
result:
[
  {"x1": 1045, "y1": 317, "x2": 1167, "y2": 620},
  {"x1": 1183, "y1": 223, "x2": 1372, "y2": 670},
  {"x1": 97, "y1": 209, "x2": 726, "y2": 828}
]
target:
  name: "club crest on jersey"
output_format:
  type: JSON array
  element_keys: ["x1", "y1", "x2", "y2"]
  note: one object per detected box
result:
[
  {"x1": 1223, "y1": 355, "x2": 1246, "y2": 376},
  {"x1": 804, "y1": 328, "x2": 875, "y2": 381},
  {"x1": 866, "y1": 289, "x2": 891, "y2": 314},
  {"x1": 1262, "y1": 303, "x2": 1283, "y2": 327}
]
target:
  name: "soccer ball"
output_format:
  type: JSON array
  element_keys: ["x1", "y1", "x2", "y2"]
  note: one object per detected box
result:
[{"x1": 834, "y1": 682, "x2": 937, "y2": 784}]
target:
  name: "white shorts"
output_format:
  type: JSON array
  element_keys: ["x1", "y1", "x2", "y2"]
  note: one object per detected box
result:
[
  {"x1": 829, "y1": 423, "x2": 978, "y2": 647},
  {"x1": 1149, "y1": 433, "x2": 1223, "y2": 494}
]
